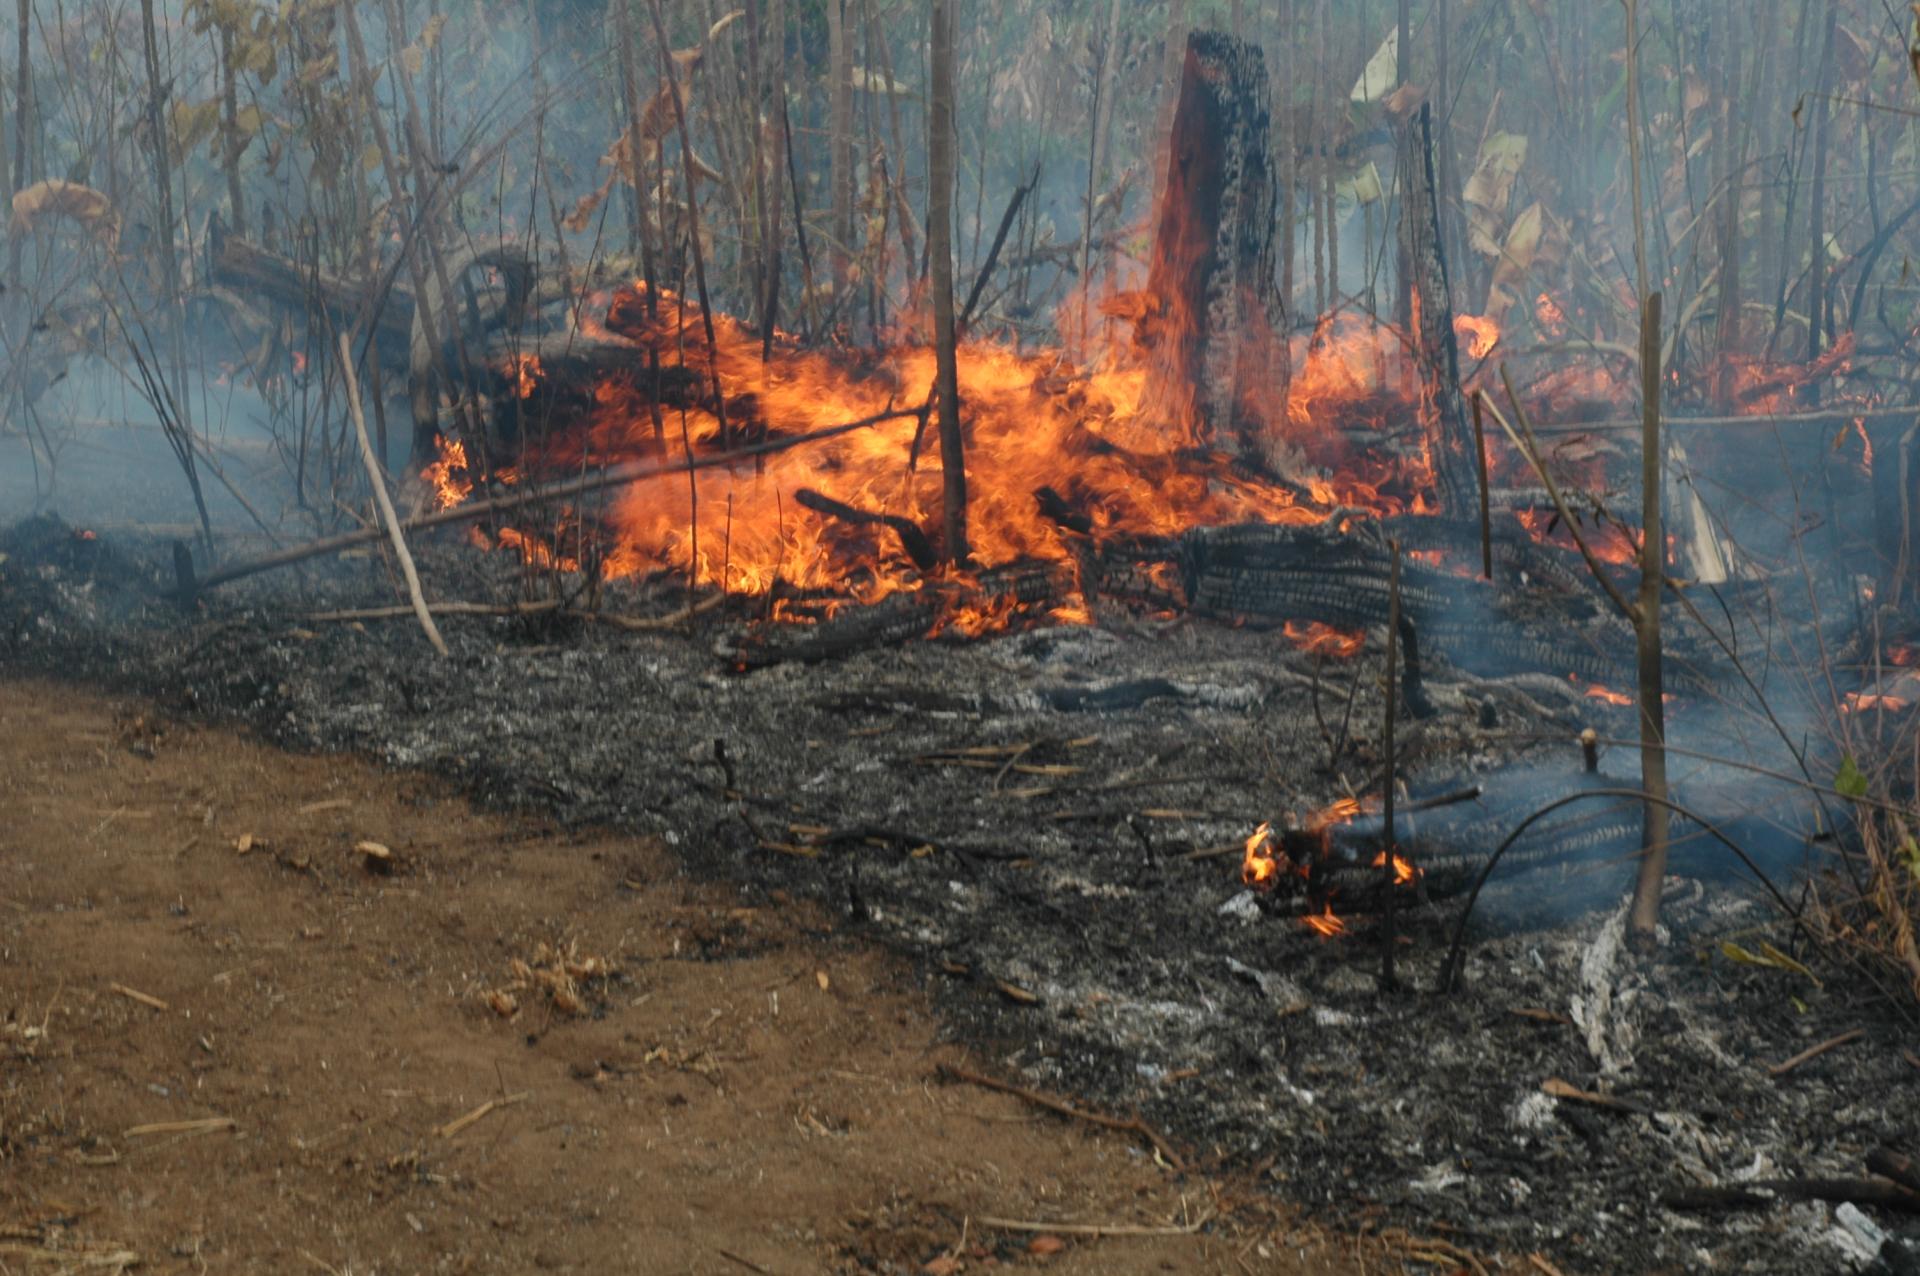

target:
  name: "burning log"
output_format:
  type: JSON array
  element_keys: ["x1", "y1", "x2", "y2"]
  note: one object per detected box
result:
[{"x1": 1135, "y1": 32, "x2": 1288, "y2": 461}]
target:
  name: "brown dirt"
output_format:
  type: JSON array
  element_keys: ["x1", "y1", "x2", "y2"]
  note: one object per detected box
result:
[{"x1": 0, "y1": 679, "x2": 1378, "y2": 1275}]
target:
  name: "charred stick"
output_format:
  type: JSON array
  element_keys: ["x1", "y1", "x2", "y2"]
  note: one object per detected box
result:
[
  {"x1": 1663, "y1": 1179, "x2": 1920, "y2": 1215},
  {"x1": 1869, "y1": 1148, "x2": 1920, "y2": 1196},
  {"x1": 1380, "y1": 537, "x2": 1402, "y2": 991},
  {"x1": 961, "y1": 164, "x2": 1040, "y2": 331},
  {"x1": 1472, "y1": 390, "x2": 1493, "y2": 579},
  {"x1": 934, "y1": 1063, "x2": 1185, "y2": 1171},
  {"x1": 1034, "y1": 485, "x2": 1094, "y2": 535},
  {"x1": 792, "y1": 488, "x2": 937, "y2": 571}
]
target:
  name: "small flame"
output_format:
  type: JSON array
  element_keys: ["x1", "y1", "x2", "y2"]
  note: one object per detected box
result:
[
  {"x1": 292, "y1": 350, "x2": 309, "y2": 376},
  {"x1": 1888, "y1": 645, "x2": 1916, "y2": 668},
  {"x1": 1454, "y1": 314, "x2": 1501, "y2": 360},
  {"x1": 422, "y1": 437, "x2": 475, "y2": 510},
  {"x1": 1284, "y1": 620, "x2": 1365, "y2": 659},
  {"x1": 510, "y1": 352, "x2": 543, "y2": 399},
  {"x1": 1370, "y1": 850, "x2": 1419, "y2": 886},
  {"x1": 1534, "y1": 292, "x2": 1567, "y2": 338},
  {"x1": 1574, "y1": 676, "x2": 1634, "y2": 708},
  {"x1": 1842, "y1": 692, "x2": 1911, "y2": 714},
  {"x1": 1303, "y1": 905, "x2": 1346, "y2": 938},
  {"x1": 1242, "y1": 821, "x2": 1282, "y2": 888},
  {"x1": 1307, "y1": 796, "x2": 1365, "y2": 833},
  {"x1": 74, "y1": 528, "x2": 96, "y2": 541}
]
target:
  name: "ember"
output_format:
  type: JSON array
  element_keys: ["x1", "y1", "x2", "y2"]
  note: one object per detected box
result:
[{"x1": 1302, "y1": 905, "x2": 1346, "y2": 938}]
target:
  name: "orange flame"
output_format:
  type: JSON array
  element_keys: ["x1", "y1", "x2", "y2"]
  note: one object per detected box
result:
[
  {"x1": 1534, "y1": 293, "x2": 1567, "y2": 338},
  {"x1": 1370, "y1": 850, "x2": 1418, "y2": 886},
  {"x1": 1303, "y1": 905, "x2": 1346, "y2": 938},
  {"x1": 1242, "y1": 821, "x2": 1281, "y2": 888},
  {"x1": 1454, "y1": 314, "x2": 1501, "y2": 359},
  {"x1": 1842, "y1": 692, "x2": 1911, "y2": 714},
  {"x1": 1284, "y1": 620, "x2": 1365, "y2": 659}
]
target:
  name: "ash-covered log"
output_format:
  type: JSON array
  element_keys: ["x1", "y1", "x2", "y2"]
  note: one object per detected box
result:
[{"x1": 1135, "y1": 32, "x2": 1288, "y2": 462}]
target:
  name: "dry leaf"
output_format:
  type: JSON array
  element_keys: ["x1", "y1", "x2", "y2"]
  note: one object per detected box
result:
[
  {"x1": 815, "y1": 969, "x2": 830, "y2": 991},
  {"x1": 234, "y1": 833, "x2": 255, "y2": 854},
  {"x1": 1350, "y1": 27, "x2": 1398, "y2": 103},
  {"x1": 1463, "y1": 133, "x2": 1528, "y2": 256},
  {"x1": 485, "y1": 989, "x2": 518, "y2": 1017},
  {"x1": 1028, "y1": 1234, "x2": 1067, "y2": 1256},
  {"x1": 10, "y1": 180, "x2": 119, "y2": 248}
]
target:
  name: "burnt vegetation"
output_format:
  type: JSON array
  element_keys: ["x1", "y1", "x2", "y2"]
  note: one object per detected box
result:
[{"x1": 4, "y1": 0, "x2": 1920, "y2": 1269}]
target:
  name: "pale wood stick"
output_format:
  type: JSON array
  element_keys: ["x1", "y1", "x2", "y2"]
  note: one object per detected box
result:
[
  {"x1": 1768, "y1": 1027, "x2": 1863, "y2": 1077},
  {"x1": 337, "y1": 332, "x2": 448, "y2": 657},
  {"x1": 437, "y1": 1090, "x2": 529, "y2": 1138},
  {"x1": 974, "y1": 1212, "x2": 1213, "y2": 1237}
]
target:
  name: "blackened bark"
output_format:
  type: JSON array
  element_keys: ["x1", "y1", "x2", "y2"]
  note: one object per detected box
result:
[
  {"x1": 1396, "y1": 101, "x2": 1475, "y2": 518},
  {"x1": 1140, "y1": 32, "x2": 1288, "y2": 462}
]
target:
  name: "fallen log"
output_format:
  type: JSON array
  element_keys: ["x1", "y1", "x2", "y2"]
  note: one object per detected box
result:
[{"x1": 206, "y1": 215, "x2": 413, "y2": 360}]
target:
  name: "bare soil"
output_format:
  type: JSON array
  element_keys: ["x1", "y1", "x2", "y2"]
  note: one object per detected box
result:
[{"x1": 0, "y1": 678, "x2": 1375, "y2": 1275}]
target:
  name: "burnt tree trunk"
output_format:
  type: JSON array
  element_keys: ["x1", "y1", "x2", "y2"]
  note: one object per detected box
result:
[
  {"x1": 1139, "y1": 32, "x2": 1287, "y2": 461},
  {"x1": 1397, "y1": 101, "x2": 1475, "y2": 518}
]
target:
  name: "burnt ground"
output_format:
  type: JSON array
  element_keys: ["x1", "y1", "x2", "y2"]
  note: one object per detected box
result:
[{"x1": 4, "y1": 511, "x2": 1920, "y2": 1273}]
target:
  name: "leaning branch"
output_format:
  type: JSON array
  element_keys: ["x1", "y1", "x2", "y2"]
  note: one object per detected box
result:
[{"x1": 186, "y1": 404, "x2": 923, "y2": 596}]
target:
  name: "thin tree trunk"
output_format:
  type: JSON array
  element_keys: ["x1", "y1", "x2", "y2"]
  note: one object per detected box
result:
[
  {"x1": 928, "y1": 0, "x2": 967, "y2": 563},
  {"x1": 1080, "y1": 0, "x2": 1123, "y2": 354},
  {"x1": 219, "y1": 23, "x2": 246, "y2": 238},
  {"x1": 827, "y1": 0, "x2": 853, "y2": 295},
  {"x1": 1805, "y1": 0, "x2": 1838, "y2": 385},
  {"x1": 645, "y1": 0, "x2": 733, "y2": 448},
  {"x1": 1627, "y1": 291, "x2": 1669, "y2": 945},
  {"x1": 9, "y1": 0, "x2": 29, "y2": 285}
]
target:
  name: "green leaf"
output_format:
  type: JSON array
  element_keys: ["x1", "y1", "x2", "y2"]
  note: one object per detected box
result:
[
  {"x1": 1836, "y1": 755, "x2": 1869, "y2": 799},
  {"x1": 1899, "y1": 836, "x2": 1920, "y2": 885}
]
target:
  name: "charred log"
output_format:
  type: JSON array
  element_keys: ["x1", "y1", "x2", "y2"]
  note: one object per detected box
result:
[{"x1": 205, "y1": 215, "x2": 413, "y2": 362}]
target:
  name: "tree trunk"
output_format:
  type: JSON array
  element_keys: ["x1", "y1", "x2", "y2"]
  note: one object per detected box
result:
[
  {"x1": 827, "y1": 0, "x2": 854, "y2": 297},
  {"x1": 1137, "y1": 33, "x2": 1288, "y2": 463},
  {"x1": 219, "y1": 23, "x2": 246, "y2": 238},
  {"x1": 1397, "y1": 102, "x2": 1474, "y2": 517},
  {"x1": 1627, "y1": 291, "x2": 1670, "y2": 945},
  {"x1": 928, "y1": 0, "x2": 967, "y2": 563}
]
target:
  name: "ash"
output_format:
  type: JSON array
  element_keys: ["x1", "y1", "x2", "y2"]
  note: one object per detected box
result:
[{"x1": 4, "y1": 513, "x2": 1914, "y2": 1274}]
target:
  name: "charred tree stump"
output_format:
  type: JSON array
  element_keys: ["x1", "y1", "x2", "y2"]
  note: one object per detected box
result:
[
  {"x1": 1397, "y1": 103, "x2": 1476, "y2": 518},
  {"x1": 1137, "y1": 32, "x2": 1288, "y2": 461}
]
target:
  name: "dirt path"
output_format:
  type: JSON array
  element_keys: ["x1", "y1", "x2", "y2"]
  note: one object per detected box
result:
[{"x1": 0, "y1": 679, "x2": 1373, "y2": 1274}]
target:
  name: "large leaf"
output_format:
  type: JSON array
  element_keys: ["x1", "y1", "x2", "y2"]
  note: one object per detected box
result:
[
  {"x1": 1464, "y1": 132, "x2": 1527, "y2": 257},
  {"x1": 1350, "y1": 28, "x2": 1398, "y2": 104}
]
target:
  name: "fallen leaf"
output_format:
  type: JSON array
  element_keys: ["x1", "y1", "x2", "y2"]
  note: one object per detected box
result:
[
  {"x1": 1028, "y1": 1234, "x2": 1067, "y2": 1256},
  {"x1": 234, "y1": 833, "x2": 255, "y2": 854},
  {"x1": 815, "y1": 969, "x2": 831, "y2": 991}
]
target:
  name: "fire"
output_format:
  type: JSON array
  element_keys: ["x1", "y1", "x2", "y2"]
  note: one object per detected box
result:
[
  {"x1": 1534, "y1": 292, "x2": 1567, "y2": 338},
  {"x1": 1574, "y1": 676, "x2": 1634, "y2": 708},
  {"x1": 1306, "y1": 795, "x2": 1366, "y2": 832},
  {"x1": 1303, "y1": 905, "x2": 1346, "y2": 938},
  {"x1": 1370, "y1": 850, "x2": 1418, "y2": 886},
  {"x1": 1284, "y1": 620, "x2": 1365, "y2": 659},
  {"x1": 292, "y1": 350, "x2": 309, "y2": 376},
  {"x1": 1842, "y1": 692, "x2": 1911, "y2": 714},
  {"x1": 1453, "y1": 314, "x2": 1501, "y2": 360},
  {"x1": 423, "y1": 436, "x2": 475, "y2": 509},
  {"x1": 1515, "y1": 507, "x2": 1639, "y2": 566},
  {"x1": 425, "y1": 275, "x2": 1454, "y2": 630},
  {"x1": 1242, "y1": 821, "x2": 1282, "y2": 888},
  {"x1": 1887, "y1": 645, "x2": 1916, "y2": 668},
  {"x1": 511, "y1": 352, "x2": 543, "y2": 399}
]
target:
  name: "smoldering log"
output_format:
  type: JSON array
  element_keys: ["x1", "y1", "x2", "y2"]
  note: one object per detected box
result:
[
  {"x1": 793, "y1": 488, "x2": 938, "y2": 570},
  {"x1": 1136, "y1": 32, "x2": 1288, "y2": 462}
]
